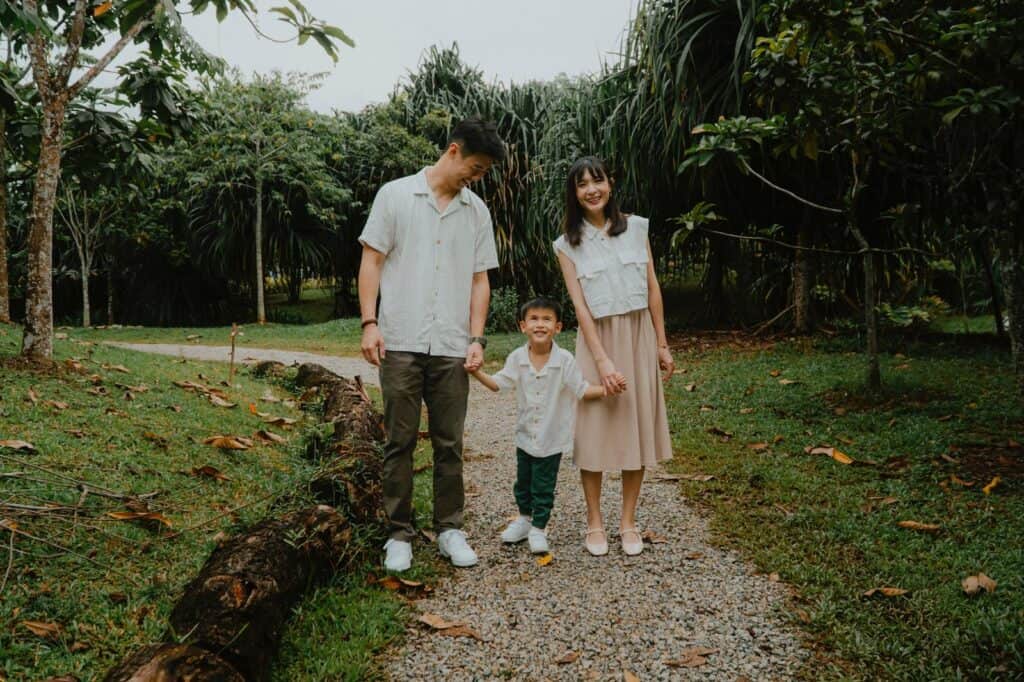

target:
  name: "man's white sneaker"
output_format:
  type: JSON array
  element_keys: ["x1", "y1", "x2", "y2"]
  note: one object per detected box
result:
[
  {"x1": 527, "y1": 526, "x2": 549, "y2": 554},
  {"x1": 437, "y1": 529, "x2": 478, "y2": 567},
  {"x1": 501, "y1": 516, "x2": 532, "y2": 543},
  {"x1": 383, "y1": 538, "x2": 412, "y2": 572}
]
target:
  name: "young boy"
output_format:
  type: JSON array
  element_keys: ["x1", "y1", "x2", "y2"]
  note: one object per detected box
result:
[{"x1": 468, "y1": 297, "x2": 624, "y2": 554}]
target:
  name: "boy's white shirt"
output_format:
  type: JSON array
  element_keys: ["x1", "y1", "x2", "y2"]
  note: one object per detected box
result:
[{"x1": 492, "y1": 340, "x2": 589, "y2": 457}]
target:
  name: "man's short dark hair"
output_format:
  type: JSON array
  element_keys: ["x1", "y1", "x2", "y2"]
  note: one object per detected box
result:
[
  {"x1": 519, "y1": 297, "x2": 562, "y2": 322},
  {"x1": 448, "y1": 116, "x2": 505, "y2": 164}
]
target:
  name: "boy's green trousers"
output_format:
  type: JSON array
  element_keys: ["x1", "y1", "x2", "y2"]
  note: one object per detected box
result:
[{"x1": 514, "y1": 448, "x2": 562, "y2": 528}]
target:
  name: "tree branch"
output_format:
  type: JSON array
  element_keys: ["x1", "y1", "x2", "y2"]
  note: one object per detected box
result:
[
  {"x1": 67, "y1": 17, "x2": 152, "y2": 101},
  {"x1": 739, "y1": 158, "x2": 844, "y2": 214},
  {"x1": 55, "y1": 0, "x2": 89, "y2": 89}
]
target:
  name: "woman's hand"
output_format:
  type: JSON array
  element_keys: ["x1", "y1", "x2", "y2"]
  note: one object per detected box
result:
[
  {"x1": 596, "y1": 357, "x2": 624, "y2": 395},
  {"x1": 658, "y1": 345, "x2": 675, "y2": 382}
]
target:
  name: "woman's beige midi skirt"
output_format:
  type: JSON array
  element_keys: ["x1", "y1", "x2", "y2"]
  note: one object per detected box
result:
[{"x1": 573, "y1": 308, "x2": 672, "y2": 471}]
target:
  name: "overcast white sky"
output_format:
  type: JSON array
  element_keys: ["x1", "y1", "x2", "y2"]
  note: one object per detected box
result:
[{"x1": 105, "y1": 0, "x2": 639, "y2": 113}]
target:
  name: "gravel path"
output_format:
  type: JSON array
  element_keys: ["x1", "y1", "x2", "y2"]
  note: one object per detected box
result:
[{"x1": 111, "y1": 342, "x2": 807, "y2": 680}]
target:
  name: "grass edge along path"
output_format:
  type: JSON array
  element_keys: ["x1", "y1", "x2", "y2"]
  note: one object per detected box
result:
[
  {"x1": 662, "y1": 332, "x2": 1023, "y2": 680},
  {"x1": 0, "y1": 327, "x2": 440, "y2": 681}
]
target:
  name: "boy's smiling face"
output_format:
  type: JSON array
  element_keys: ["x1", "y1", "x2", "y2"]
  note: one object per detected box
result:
[{"x1": 519, "y1": 306, "x2": 562, "y2": 348}]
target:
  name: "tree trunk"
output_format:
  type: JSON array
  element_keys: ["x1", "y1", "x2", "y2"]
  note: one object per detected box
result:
[
  {"x1": 106, "y1": 265, "x2": 115, "y2": 324},
  {"x1": 0, "y1": 110, "x2": 10, "y2": 324},
  {"x1": 78, "y1": 250, "x2": 91, "y2": 328},
  {"x1": 977, "y1": 236, "x2": 1005, "y2": 338},
  {"x1": 997, "y1": 230, "x2": 1024, "y2": 394},
  {"x1": 849, "y1": 218, "x2": 881, "y2": 391},
  {"x1": 793, "y1": 220, "x2": 813, "y2": 334},
  {"x1": 22, "y1": 104, "x2": 65, "y2": 360},
  {"x1": 254, "y1": 153, "x2": 266, "y2": 325},
  {"x1": 702, "y1": 237, "x2": 724, "y2": 325}
]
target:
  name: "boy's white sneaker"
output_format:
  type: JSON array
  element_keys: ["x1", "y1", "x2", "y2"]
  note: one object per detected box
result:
[
  {"x1": 437, "y1": 529, "x2": 478, "y2": 567},
  {"x1": 383, "y1": 538, "x2": 412, "y2": 572},
  {"x1": 501, "y1": 516, "x2": 532, "y2": 543},
  {"x1": 527, "y1": 526, "x2": 549, "y2": 554}
]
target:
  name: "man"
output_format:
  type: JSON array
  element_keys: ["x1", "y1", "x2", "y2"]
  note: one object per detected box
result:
[{"x1": 357, "y1": 117, "x2": 505, "y2": 571}]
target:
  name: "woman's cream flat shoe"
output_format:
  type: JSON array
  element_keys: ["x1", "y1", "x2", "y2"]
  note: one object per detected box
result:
[
  {"x1": 584, "y1": 528, "x2": 608, "y2": 556},
  {"x1": 621, "y1": 527, "x2": 644, "y2": 556}
]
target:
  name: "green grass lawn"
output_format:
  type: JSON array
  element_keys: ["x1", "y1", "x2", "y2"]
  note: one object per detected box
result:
[
  {"x1": 0, "y1": 324, "x2": 440, "y2": 681},
  {"x1": 6, "y1": 317, "x2": 1022, "y2": 680},
  {"x1": 663, "y1": 333, "x2": 1023, "y2": 680}
]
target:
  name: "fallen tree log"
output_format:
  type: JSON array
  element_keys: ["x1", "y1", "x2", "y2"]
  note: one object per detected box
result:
[
  {"x1": 102, "y1": 643, "x2": 244, "y2": 682},
  {"x1": 105, "y1": 364, "x2": 385, "y2": 682},
  {"x1": 107, "y1": 506, "x2": 352, "y2": 682}
]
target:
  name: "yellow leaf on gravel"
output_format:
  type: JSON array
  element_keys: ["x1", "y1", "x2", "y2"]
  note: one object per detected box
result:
[
  {"x1": 624, "y1": 671, "x2": 641, "y2": 682},
  {"x1": 536, "y1": 553, "x2": 554, "y2": 566},
  {"x1": 556, "y1": 651, "x2": 579, "y2": 664},
  {"x1": 982, "y1": 476, "x2": 1000, "y2": 495},
  {"x1": 897, "y1": 520, "x2": 941, "y2": 533},
  {"x1": 417, "y1": 613, "x2": 462, "y2": 630}
]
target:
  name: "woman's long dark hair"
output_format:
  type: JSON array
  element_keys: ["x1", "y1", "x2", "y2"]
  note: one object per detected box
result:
[{"x1": 562, "y1": 156, "x2": 627, "y2": 247}]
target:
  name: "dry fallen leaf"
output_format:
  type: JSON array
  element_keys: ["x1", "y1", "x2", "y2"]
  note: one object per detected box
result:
[
  {"x1": 806, "y1": 446, "x2": 853, "y2": 465},
  {"x1": 961, "y1": 573, "x2": 997, "y2": 596},
  {"x1": 43, "y1": 400, "x2": 69, "y2": 411},
  {"x1": 683, "y1": 551, "x2": 704, "y2": 560},
  {"x1": 209, "y1": 395, "x2": 237, "y2": 409},
  {"x1": 739, "y1": 407, "x2": 754, "y2": 414},
  {"x1": 665, "y1": 647, "x2": 718, "y2": 668},
  {"x1": 641, "y1": 530, "x2": 667, "y2": 544},
  {"x1": 254, "y1": 429, "x2": 287, "y2": 444},
  {"x1": 259, "y1": 390, "x2": 281, "y2": 403},
  {"x1": 107, "y1": 511, "x2": 172, "y2": 528},
  {"x1": 982, "y1": 476, "x2": 1001, "y2": 495},
  {"x1": 0, "y1": 439, "x2": 36, "y2": 451},
  {"x1": 863, "y1": 587, "x2": 909, "y2": 598},
  {"x1": 103, "y1": 364, "x2": 131, "y2": 374},
  {"x1": 769, "y1": 369, "x2": 781, "y2": 377},
  {"x1": 376, "y1": 575, "x2": 402, "y2": 591},
  {"x1": 202, "y1": 435, "x2": 251, "y2": 451},
  {"x1": 556, "y1": 651, "x2": 579, "y2": 665},
  {"x1": 623, "y1": 671, "x2": 641, "y2": 682},
  {"x1": 778, "y1": 378, "x2": 799, "y2": 385},
  {"x1": 683, "y1": 383, "x2": 697, "y2": 392},
  {"x1": 950, "y1": 475, "x2": 975, "y2": 487},
  {"x1": 438, "y1": 625, "x2": 483, "y2": 640},
  {"x1": 263, "y1": 416, "x2": 298, "y2": 428},
  {"x1": 417, "y1": 613, "x2": 462, "y2": 630},
  {"x1": 22, "y1": 620, "x2": 62, "y2": 639},
  {"x1": 897, "y1": 520, "x2": 941, "y2": 533},
  {"x1": 747, "y1": 442, "x2": 769, "y2": 453},
  {"x1": 536, "y1": 553, "x2": 554, "y2": 567},
  {"x1": 191, "y1": 465, "x2": 229, "y2": 482}
]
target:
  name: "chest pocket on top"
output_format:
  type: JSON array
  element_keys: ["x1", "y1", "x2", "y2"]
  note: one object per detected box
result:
[
  {"x1": 617, "y1": 248, "x2": 649, "y2": 296},
  {"x1": 576, "y1": 257, "x2": 611, "y2": 308}
]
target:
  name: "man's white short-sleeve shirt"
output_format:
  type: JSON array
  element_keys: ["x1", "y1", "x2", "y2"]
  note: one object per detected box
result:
[
  {"x1": 493, "y1": 341, "x2": 590, "y2": 457},
  {"x1": 358, "y1": 168, "x2": 499, "y2": 358}
]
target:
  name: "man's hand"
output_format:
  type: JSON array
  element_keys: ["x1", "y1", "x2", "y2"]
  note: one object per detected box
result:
[
  {"x1": 464, "y1": 341, "x2": 484, "y2": 372},
  {"x1": 361, "y1": 325, "x2": 386, "y2": 366}
]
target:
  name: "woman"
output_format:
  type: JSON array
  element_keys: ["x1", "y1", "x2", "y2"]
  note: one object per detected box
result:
[{"x1": 553, "y1": 156, "x2": 674, "y2": 556}]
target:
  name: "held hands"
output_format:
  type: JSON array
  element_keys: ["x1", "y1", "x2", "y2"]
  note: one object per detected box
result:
[
  {"x1": 463, "y1": 341, "x2": 484, "y2": 373},
  {"x1": 658, "y1": 345, "x2": 675, "y2": 382},
  {"x1": 596, "y1": 357, "x2": 627, "y2": 396},
  {"x1": 361, "y1": 324, "x2": 386, "y2": 366}
]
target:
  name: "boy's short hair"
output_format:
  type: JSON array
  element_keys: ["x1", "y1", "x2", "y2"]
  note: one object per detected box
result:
[
  {"x1": 518, "y1": 297, "x2": 562, "y2": 322},
  {"x1": 449, "y1": 116, "x2": 506, "y2": 164}
]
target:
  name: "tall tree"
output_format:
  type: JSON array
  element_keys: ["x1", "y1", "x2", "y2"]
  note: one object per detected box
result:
[{"x1": 4, "y1": 0, "x2": 351, "y2": 359}]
